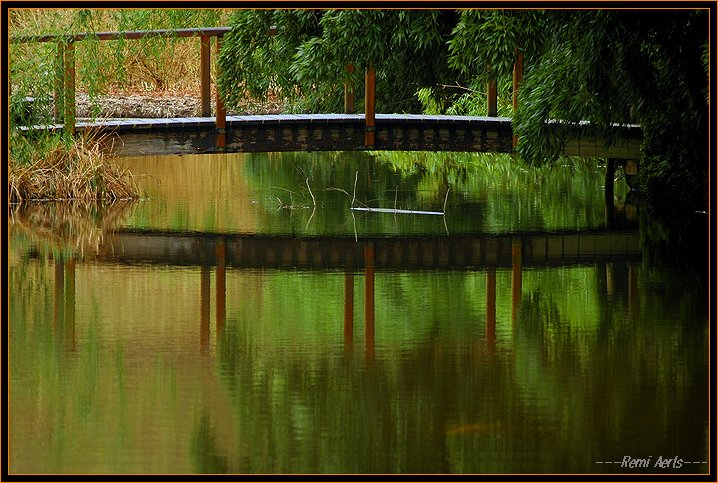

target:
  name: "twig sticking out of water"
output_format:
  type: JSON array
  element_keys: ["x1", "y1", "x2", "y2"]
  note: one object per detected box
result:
[
  {"x1": 443, "y1": 187, "x2": 450, "y2": 213},
  {"x1": 306, "y1": 177, "x2": 316, "y2": 206}
]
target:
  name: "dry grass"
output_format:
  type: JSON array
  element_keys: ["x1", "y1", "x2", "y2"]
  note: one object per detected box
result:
[{"x1": 9, "y1": 131, "x2": 139, "y2": 203}]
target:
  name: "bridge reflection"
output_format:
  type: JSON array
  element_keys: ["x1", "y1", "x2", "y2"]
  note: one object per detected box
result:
[{"x1": 48, "y1": 227, "x2": 641, "y2": 360}]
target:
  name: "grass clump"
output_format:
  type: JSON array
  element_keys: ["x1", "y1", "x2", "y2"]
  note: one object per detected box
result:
[{"x1": 9, "y1": 131, "x2": 139, "y2": 203}]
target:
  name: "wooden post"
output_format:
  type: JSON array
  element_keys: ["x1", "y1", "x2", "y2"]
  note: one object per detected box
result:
[
  {"x1": 344, "y1": 63, "x2": 355, "y2": 114},
  {"x1": 605, "y1": 158, "x2": 616, "y2": 228},
  {"x1": 200, "y1": 35, "x2": 211, "y2": 117},
  {"x1": 487, "y1": 78, "x2": 497, "y2": 117},
  {"x1": 512, "y1": 50, "x2": 524, "y2": 148},
  {"x1": 64, "y1": 40, "x2": 76, "y2": 135},
  {"x1": 215, "y1": 35, "x2": 226, "y2": 131},
  {"x1": 364, "y1": 64, "x2": 375, "y2": 147},
  {"x1": 54, "y1": 42, "x2": 65, "y2": 122},
  {"x1": 512, "y1": 50, "x2": 523, "y2": 112}
]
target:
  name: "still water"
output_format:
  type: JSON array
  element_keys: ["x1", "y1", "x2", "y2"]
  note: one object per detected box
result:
[{"x1": 9, "y1": 151, "x2": 708, "y2": 474}]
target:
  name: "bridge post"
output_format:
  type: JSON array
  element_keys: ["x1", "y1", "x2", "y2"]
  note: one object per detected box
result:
[
  {"x1": 487, "y1": 78, "x2": 497, "y2": 117},
  {"x1": 512, "y1": 50, "x2": 523, "y2": 112},
  {"x1": 215, "y1": 35, "x2": 226, "y2": 132},
  {"x1": 512, "y1": 50, "x2": 523, "y2": 148},
  {"x1": 200, "y1": 35, "x2": 211, "y2": 117},
  {"x1": 63, "y1": 40, "x2": 76, "y2": 135},
  {"x1": 605, "y1": 158, "x2": 616, "y2": 228},
  {"x1": 344, "y1": 64, "x2": 355, "y2": 114},
  {"x1": 54, "y1": 42, "x2": 65, "y2": 122},
  {"x1": 365, "y1": 64, "x2": 376, "y2": 147}
]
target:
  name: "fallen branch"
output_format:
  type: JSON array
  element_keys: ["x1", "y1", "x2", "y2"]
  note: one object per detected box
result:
[{"x1": 350, "y1": 207, "x2": 445, "y2": 216}]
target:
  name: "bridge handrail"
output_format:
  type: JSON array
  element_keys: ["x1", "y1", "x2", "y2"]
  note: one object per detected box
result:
[{"x1": 9, "y1": 26, "x2": 234, "y2": 44}]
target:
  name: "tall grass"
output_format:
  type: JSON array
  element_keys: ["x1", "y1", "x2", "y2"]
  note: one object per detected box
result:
[
  {"x1": 9, "y1": 9, "x2": 235, "y2": 202},
  {"x1": 9, "y1": 8, "x2": 235, "y2": 102},
  {"x1": 9, "y1": 130, "x2": 139, "y2": 203}
]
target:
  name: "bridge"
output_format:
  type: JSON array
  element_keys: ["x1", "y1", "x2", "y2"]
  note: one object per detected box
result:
[{"x1": 12, "y1": 27, "x2": 643, "y2": 160}]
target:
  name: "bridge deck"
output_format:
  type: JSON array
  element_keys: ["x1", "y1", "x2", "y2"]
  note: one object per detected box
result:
[{"x1": 22, "y1": 114, "x2": 642, "y2": 159}]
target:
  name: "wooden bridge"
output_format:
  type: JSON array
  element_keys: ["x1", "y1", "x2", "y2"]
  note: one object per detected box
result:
[{"x1": 13, "y1": 27, "x2": 643, "y2": 159}]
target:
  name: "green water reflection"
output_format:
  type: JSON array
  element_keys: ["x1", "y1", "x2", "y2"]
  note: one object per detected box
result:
[{"x1": 8, "y1": 151, "x2": 707, "y2": 475}]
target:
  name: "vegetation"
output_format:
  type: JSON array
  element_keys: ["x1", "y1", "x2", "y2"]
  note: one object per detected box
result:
[
  {"x1": 8, "y1": 8, "x2": 233, "y2": 202},
  {"x1": 218, "y1": 8, "x2": 709, "y2": 212},
  {"x1": 8, "y1": 8, "x2": 710, "y2": 212}
]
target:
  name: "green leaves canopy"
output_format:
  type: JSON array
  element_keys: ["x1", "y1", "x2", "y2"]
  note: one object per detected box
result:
[{"x1": 217, "y1": 8, "x2": 708, "y2": 209}]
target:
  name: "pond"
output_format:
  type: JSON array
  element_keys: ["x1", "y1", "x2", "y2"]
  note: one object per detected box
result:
[{"x1": 8, "y1": 151, "x2": 708, "y2": 475}]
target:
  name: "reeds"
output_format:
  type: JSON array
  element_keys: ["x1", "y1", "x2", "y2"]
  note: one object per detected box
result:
[
  {"x1": 9, "y1": 130, "x2": 139, "y2": 203},
  {"x1": 9, "y1": 199, "x2": 135, "y2": 257}
]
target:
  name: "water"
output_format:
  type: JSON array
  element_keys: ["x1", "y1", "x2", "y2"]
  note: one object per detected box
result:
[{"x1": 8, "y1": 151, "x2": 708, "y2": 474}]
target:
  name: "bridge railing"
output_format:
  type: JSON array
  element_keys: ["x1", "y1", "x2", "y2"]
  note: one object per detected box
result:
[{"x1": 11, "y1": 26, "x2": 507, "y2": 147}]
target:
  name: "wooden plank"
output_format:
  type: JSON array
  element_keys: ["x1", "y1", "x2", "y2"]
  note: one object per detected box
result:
[{"x1": 12, "y1": 27, "x2": 233, "y2": 44}]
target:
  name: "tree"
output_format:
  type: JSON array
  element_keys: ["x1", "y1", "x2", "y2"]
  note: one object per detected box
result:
[
  {"x1": 217, "y1": 9, "x2": 461, "y2": 113},
  {"x1": 217, "y1": 8, "x2": 710, "y2": 211}
]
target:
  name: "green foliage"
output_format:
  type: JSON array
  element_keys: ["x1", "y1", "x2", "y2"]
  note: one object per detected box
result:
[
  {"x1": 218, "y1": 9, "x2": 459, "y2": 113},
  {"x1": 512, "y1": 10, "x2": 708, "y2": 208}
]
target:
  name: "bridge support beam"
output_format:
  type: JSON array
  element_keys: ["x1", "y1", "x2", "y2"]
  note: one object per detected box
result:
[
  {"x1": 365, "y1": 65, "x2": 376, "y2": 148},
  {"x1": 215, "y1": 35, "x2": 226, "y2": 132},
  {"x1": 605, "y1": 158, "x2": 616, "y2": 228},
  {"x1": 63, "y1": 40, "x2": 76, "y2": 135},
  {"x1": 345, "y1": 64, "x2": 355, "y2": 114},
  {"x1": 512, "y1": 50, "x2": 523, "y2": 148},
  {"x1": 200, "y1": 35, "x2": 212, "y2": 117},
  {"x1": 487, "y1": 78, "x2": 497, "y2": 117}
]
